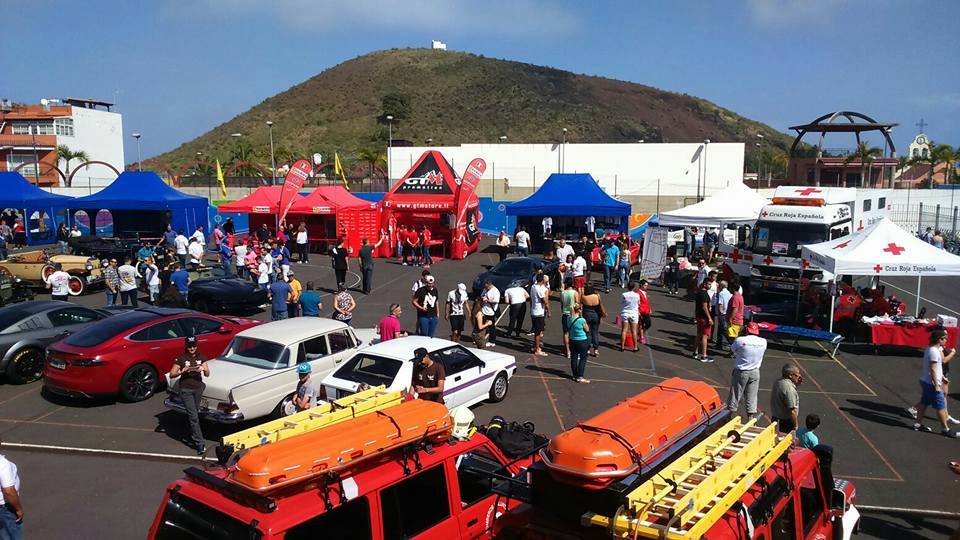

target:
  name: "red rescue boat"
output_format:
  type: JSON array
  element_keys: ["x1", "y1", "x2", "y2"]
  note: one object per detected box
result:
[{"x1": 541, "y1": 377, "x2": 724, "y2": 488}]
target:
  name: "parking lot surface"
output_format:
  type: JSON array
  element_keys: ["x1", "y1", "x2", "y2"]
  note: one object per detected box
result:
[{"x1": 0, "y1": 242, "x2": 958, "y2": 538}]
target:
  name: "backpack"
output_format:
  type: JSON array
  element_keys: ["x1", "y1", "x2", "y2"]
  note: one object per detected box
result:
[{"x1": 484, "y1": 416, "x2": 539, "y2": 458}]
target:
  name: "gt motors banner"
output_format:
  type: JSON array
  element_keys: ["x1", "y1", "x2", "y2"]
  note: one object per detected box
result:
[{"x1": 451, "y1": 158, "x2": 486, "y2": 260}]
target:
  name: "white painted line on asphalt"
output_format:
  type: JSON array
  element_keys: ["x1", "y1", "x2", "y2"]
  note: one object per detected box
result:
[
  {"x1": 881, "y1": 280, "x2": 959, "y2": 316},
  {"x1": 1, "y1": 442, "x2": 204, "y2": 462}
]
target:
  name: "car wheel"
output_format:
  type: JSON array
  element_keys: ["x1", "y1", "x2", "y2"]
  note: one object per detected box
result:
[
  {"x1": 67, "y1": 275, "x2": 85, "y2": 296},
  {"x1": 119, "y1": 363, "x2": 158, "y2": 402},
  {"x1": 488, "y1": 371, "x2": 509, "y2": 403},
  {"x1": 6, "y1": 347, "x2": 44, "y2": 384},
  {"x1": 272, "y1": 394, "x2": 296, "y2": 419},
  {"x1": 41, "y1": 264, "x2": 55, "y2": 281}
]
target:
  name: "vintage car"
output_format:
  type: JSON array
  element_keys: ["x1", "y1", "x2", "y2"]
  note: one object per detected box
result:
[
  {"x1": 164, "y1": 318, "x2": 377, "y2": 423},
  {"x1": 186, "y1": 265, "x2": 269, "y2": 313},
  {"x1": 0, "y1": 250, "x2": 103, "y2": 295},
  {"x1": 0, "y1": 268, "x2": 34, "y2": 306}
]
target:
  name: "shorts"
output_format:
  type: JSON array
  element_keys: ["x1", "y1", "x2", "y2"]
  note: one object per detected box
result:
[
  {"x1": 531, "y1": 316, "x2": 545, "y2": 336},
  {"x1": 620, "y1": 313, "x2": 638, "y2": 324},
  {"x1": 696, "y1": 318, "x2": 713, "y2": 333},
  {"x1": 574, "y1": 276, "x2": 586, "y2": 288},
  {"x1": 727, "y1": 324, "x2": 742, "y2": 338},
  {"x1": 449, "y1": 315, "x2": 465, "y2": 332},
  {"x1": 561, "y1": 313, "x2": 570, "y2": 334},
  {"x1": 920, "y1": 381, "x2": 947, "y2": 410}
]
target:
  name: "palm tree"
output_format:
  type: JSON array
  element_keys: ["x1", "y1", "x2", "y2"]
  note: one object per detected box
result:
[
  {"x1": 356, "y1": 148, "x2": 386, "y2": 178},
  {"x1": 848, "y1": 142, "x2": 883, "y2": 187},
  {"x1": 228, "y1": 140, "x2": 263, "y2": 177},
  {"x1": 931, "y1": 144, "x2": 957, "y2": 186},
  {"x1": 56, "y1": 144, "x2": 90, "y2": 187}
]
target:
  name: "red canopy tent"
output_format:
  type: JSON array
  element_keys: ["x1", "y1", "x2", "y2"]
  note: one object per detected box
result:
[
  {"x1": 288, "y1": 186, "x2": 380, "y2": 255},
  {"x1": 379, "y1": 151, "x2": 480, "y2": 260},
  {"x1": 217, "y1": 186, "x2": 304, "y2": 234}
]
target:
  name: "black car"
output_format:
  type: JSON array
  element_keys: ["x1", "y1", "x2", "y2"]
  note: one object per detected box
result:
[
  {"x1": 186, "y1": 265, "x2": 268, "y2": 314},
  {"x1": 0, "y1": 300, "x2": 125, "y2": 384},
  {"x1": 471, "y1": 257, "x2": 560, "y2": 300},
  {"x1": 0, "y1": 268, "x2": 35, "y2": 306},
  {"x1": 68, "y1": 235, "x2": 143, "y2": 261}
]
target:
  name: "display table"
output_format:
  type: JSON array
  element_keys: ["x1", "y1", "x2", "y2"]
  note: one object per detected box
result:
[{"x1": 869, "y1": 322, "x2": 958, "y2": 349}]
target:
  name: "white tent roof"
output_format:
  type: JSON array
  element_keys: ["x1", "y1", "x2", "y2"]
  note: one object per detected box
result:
[
  {"x1": 657, "y1": 182, "x2": 770, "y2": 227},
  {"x1": 801, "y1": 217, "x2": 960, "y2": 276}
]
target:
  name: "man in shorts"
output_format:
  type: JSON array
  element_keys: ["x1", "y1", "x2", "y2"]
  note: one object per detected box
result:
[
  {"x1": 694, "y1": 280, "x2": 713, "y2": 363},
  {"x1": 913, "y1": 330, "x2": 959, "y2": 437},
  {"x1": 726, "y1": 278, "x2": 745, "y2": 346},
  {"x1": 529, "y1": 273, "x2": 550, "y2": 356}
]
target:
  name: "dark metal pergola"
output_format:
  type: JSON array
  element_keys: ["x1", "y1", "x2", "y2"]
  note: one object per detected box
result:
[{"x1": 788, "y1": 111, "x2": 899, "y2": 187}]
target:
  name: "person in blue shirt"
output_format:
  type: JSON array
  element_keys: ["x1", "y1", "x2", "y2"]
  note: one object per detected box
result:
[
  {"x1": 162, "y1": 224, "x2": 177, "y2": 248},
  {"x1": 299, "y1": 281, "x2": 323, "y2": 317},
  {"x1": 169, "y1": 263, "x2": 191, "y2": 303},
  {"x1": 601, "y1": 239, "x2": 620, "y2": 294},
  {"x1": 136, "y1": 243, "x2": 155, "y2": 262},
  {"x1": 795, "y1": 413, "x2": 820, "y2": 449},
  {"x1": 267, "y1": 278, "x2": 293, "y2": 321},
  {"x1": 218, "y1": 242, "x2": 233, "y2": 274}
]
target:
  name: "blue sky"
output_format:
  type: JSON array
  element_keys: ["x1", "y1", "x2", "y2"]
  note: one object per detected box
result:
[{"x1": 2, "y1": 0, "x2": 957, "y2": 164}]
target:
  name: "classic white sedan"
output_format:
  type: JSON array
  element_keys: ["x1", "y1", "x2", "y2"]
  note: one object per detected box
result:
[
  {"x1": 321, "y1": 336, "x2": 517, "y2": 410},
  {"x1": 164, "y1": 318, "x2": 376, "y2": 423}
]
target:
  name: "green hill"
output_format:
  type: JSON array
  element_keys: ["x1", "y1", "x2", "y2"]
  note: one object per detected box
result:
[{"x1": 151, "y1": 48, "x2": 793, "y2": 174}]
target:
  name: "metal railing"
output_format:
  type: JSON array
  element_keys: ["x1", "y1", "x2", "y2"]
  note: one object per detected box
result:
[{"x1": 175, "y1": 175, "x2": 389, "y2": 193}]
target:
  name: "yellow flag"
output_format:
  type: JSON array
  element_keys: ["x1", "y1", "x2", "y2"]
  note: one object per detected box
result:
[
  {"x1": 334, "y1": 152, "x2": 350, "y2": 191},
  {"x1": 216, "y1": 159, "x2": 227, "y2": 197}
]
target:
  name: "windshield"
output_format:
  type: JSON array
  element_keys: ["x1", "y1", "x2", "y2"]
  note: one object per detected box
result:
[
  {"x1": 62, "y1": 312, "x2": 158, "y2": 347},
  {"x1": 154, "y1": 491, "x2": 261, "y2": 540},
  {"x1": 492, "y1": 258, "x2": 534, "y2": 277},
  {"x1": 752, "y1": 223, "x2": 830, "y2": 258},
  {"x1": 191, "y1": 266, "x2": 230, "y2": 282},
  {"x1": 333, "y1": 354, "x2": 403, "y2": 387},
  {"x1": 220, "y1": 337, "x2": 287, "y2": 369}
]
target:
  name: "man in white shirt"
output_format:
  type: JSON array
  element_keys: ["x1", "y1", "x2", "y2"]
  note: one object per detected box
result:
[
  {"x1": 117, "y1": 257, "x2": 141, "y2": 307},
  {"x1": 515, "y1": 226, "x2": 531, "y2": 257},
  {"x1": 234, "y1": 242, "x2": 248, "y2": 278},
  {"x1": 620, "y1": 282, "x2": 641, "y2": 352},
  {"x1": 504, "y1": 284, "x2": 529, "y2": 338},
  {"x1": 480, "y1": 280, "x2": 500, "y2": 347},
  {"x1": 541, "y1": 216, "x2": 553, "y2": 236},
  {"x1": 187, "y1": 238, "x2": 204, "y2": 271},
  {"x1": 190, "y1": 225, "x2": 205, "y2": 246},
  {"x1": 45, "y1": 263, "x2": 72, "y2": 302},
  {"x1": 555, "y1": 239, "x2": 575, "y2": 263},
  {"x1": 0, "y1": 448, "x2": 23, "y2": 537},
  {"x1": 529, "y1": 274, "x2": 550, "y2": 356},
  {"x1": 713, "y1": 280, "x2": 732, "y2": 353},
  {"x1": 913, "y1": 329, "x2": 959, "y2": 437},
  {"x1": 694, "y1": 259, "x2": 709, "y2": 289},
  {"x1": 572, "y1": 254, "x2": 587, "y2": 294},
  {"x1": 256, "y1": 257, "x2": 271, "y2": 290},
  {"x1": 174, "y1": 230, "x2": 189, "y2": 267},
  {"x1": 726, "y1": 322, "x2": 767, "y2": 419}
]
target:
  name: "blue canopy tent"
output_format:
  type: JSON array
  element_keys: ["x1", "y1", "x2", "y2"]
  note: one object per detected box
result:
[
  {"x1": 507, "y1": 173, "x2": 631, "y2": 243},
  {"x1": 0, "y1": 171, "x2": 73, "y2": 245},
  {"x1": 68, "y1": 171, "x2": 209, "y2": 240}
]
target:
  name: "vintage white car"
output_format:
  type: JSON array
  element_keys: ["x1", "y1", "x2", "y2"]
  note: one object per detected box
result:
[
  {"x1": 321, "y1": 336, "x2": 516, "y2": 410},
  {"x1": 164, "y1": 318, "x2": 376, "y2": 423}
]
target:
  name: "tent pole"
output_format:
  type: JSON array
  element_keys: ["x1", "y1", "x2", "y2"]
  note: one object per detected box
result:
[
  {"x1": 915, "y1": 275, "x2": 922, "y2": 317},
  {"x1": 794, "y1": 259, "x2": 803, "y2": 324},
  {"x1": 828, "y1": 276, "x2": 837, "y2": 334}
]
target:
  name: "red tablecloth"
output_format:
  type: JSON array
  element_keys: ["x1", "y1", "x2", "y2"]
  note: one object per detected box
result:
[{"x1": 869, "y1": 323, "x2": 958, "y2": 349}]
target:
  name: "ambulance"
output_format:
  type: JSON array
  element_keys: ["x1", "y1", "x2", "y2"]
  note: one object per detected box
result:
[{"x1": 722, "y1": 186, "x2": 890, "y2": 296}]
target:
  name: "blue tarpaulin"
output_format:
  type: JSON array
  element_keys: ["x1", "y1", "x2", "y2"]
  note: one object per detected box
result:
[
  {"x1": 0, "y1": 172, "x2": 73, "y2": 245},
  {"x1": 69, "y1": 171, "x2": 209, "y2": 238},
  {"x1": 506, "y1": 173, "x2": 630, "y2": 217}
]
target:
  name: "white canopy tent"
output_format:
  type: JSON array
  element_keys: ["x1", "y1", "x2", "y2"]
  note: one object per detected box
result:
[
  {"x1": 801, "y1": 217, "x2": 960, "y2": 329},
  {"x1": 657, "y1": 182, "x2": 770, "y2": 228}
]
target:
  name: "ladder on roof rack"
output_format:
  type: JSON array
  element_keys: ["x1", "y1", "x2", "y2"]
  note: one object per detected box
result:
[
  {"x1": 219, "y1": 386, "x2": 404, "y2": 453},
  {"x1": 582, "y1": 417, "x2": 793, "y2": 539}
]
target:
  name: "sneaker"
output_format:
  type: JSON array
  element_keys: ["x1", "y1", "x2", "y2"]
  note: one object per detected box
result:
[
  {"x1": 942, "y1": 429, "x2": 960, "y2": 438},
  {"x1": 913, "y1": 423, "x2": 933, "y2": 433},
  {"x1": 197, "y1": 445, "x2": 207, "y2": 456},
  {"x1": 402, "y1": 262, "x2": 408, "y2": 266},
  {"x1": 640, "y1": 336, "x2": 647, "y2": 345},
  {"x1": 535, "y1": 350, "x2": 548, "y2": 357},
  {"x1": 699, "y1": 356, "x2": 715, "y2": 363},
  {"x1": 580, "y1": 378, "x2": 591, "y2": 384},
  {"x1": 907, "y1": 406, "x2": 918, "y2": 419},
  {"x1": 485, "y1": 343, "x2": 496, "y2": 348},
  {"x1": 691, "y1": 352, "x2": 701, "y2": 360},
  {"x1": 950, "y1": 417, "x2": 960, "y2": 425}
]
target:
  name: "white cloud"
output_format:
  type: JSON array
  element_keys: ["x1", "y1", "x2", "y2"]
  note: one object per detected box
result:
[
  {"x1": 189, "y1": 0, "x2": 577, "y2": 37},
  {"x1": 745, "y1": 0, "x2": 847, "y2": 26}
]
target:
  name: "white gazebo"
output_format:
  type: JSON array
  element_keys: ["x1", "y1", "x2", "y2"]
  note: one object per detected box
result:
[
  {"x1": 801, "y1": 217, "x2": 960, "y2": 329},
  {"x1": 657, "y1": 182, "x2": 770, "y2": 227}
]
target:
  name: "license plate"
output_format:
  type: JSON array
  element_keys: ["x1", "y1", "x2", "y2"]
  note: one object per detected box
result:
[
  {"x1": 49, "y1": 358, "x2": 67, "y2": 370},
  {"x1": 763, "y1": 281, "x2": 793, "y2": 290},
  {"x1": 0, "y1": 284, "x2": 9, "y2": 290}
]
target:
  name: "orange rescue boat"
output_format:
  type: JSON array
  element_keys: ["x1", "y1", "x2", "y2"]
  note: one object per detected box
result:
[
  {"x1": 228, "y1": 399, "x2": 451, "y2": 491},
  {"x1": 542, "y1": 378, "x2": 723, "y2": 488}
]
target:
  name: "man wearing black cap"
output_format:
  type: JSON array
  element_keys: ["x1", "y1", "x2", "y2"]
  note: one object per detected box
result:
[
  {"x1": 411, "y1": 347, "x2": 445, "y2": 404},
  {"x1": 169, "y1": 336, "x2": 210, "y2": 455}
]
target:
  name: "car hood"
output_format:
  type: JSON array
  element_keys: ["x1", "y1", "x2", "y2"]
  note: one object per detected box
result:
[
  {"x1": 191, "y1": 278, "x2": 259, "y2": 294},
  {"x1": 471, "y1": 348, "x2": 515, "y2": 368},
  {"x1": 353, "y1": 327, "x2": 379, "y2": 347}
]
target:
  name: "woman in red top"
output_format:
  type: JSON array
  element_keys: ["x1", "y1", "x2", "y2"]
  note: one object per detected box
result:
[
  {"x1": 420, "y1": 225, "x2": 433, "y2": 267},
  {"x1": 12, "y1": 219, "x2": 25, "y2": 248},
  {"x1": 637, "y1": 279, "x2": 653, "y2": 345}
]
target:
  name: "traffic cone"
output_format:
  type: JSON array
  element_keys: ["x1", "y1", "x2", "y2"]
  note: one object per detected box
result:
[{"x1": 624, "y1": 332, "x2": 636, "y2": 349}]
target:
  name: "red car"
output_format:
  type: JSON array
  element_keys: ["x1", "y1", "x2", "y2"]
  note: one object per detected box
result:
[{"x1": 44, "y1": 307, "x2": 261, "y2": 402}]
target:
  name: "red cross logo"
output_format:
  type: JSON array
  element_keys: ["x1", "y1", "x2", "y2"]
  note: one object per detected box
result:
[
  {"x1": 833, "y1": 241, "x2": 850, "y2": 250},
  {"x1": 801, "y1": 260, "x2": 810, "y2": 268},
  {"x1": 731, "y1": 249, "x2": 742, "y2": 262},
  {"x1": 795, "y1": 188, "x2": 822, "y2": 196},
  {"x1": 874, "y1": 264, "x2": 883, "y2": 273},
  {"x1": 882, "y1": 243, "x2": 905, "y2": 256},
  {"x1": 761, "y1": 211, "x2": 769, "y2": 217},
  {"x1": 763, "y1": 256, "x2": 774, "y2": 265},
  {"x1": 857, "y1": 220, "x2": 864, "y2": 231}
]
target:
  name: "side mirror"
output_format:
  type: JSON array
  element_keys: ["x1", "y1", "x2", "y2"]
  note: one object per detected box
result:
[
  {"x1": 476, "y1": 360, "x2": 486, "y2": 370},
  {"x1": 217, "y1": 325, "x2": 231, "y2": 334}
]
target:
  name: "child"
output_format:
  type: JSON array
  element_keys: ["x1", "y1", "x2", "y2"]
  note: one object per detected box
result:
[{"x1": 795, "y1": 413, "x2": 820, "y2": 449}]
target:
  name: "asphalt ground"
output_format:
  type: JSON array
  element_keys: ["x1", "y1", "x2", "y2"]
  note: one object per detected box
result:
[{"x1": 0, "y1": 240, "x2": 958, "y2": 539}]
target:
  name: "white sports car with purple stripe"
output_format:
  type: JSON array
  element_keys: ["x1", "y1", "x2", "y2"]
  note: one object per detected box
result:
[{"x1": 320, "y1": 336, "x2": 516, "y2": 410}]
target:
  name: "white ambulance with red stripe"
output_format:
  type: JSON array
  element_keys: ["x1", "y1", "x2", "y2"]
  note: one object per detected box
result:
[{"x1": 724, "y1": 186, "x2": 890, "y2": 295}]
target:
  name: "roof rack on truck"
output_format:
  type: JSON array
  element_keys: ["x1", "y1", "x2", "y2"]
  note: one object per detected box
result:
[
  {"x1": 583, "y1": 416, "x2": 793, "y2": 539},
  {"x1": 216, "y1": 386, "x2": 404, "y2": 463}
]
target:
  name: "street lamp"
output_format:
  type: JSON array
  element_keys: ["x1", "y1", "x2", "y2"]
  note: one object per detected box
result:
[
  {"x1": 266, "y1": 121, "x2": 276, "y2": 185},
  {"x1": 132, "y1": 133, "x2": 142, "y2": 171},
  {"x1": 385, "y1": 115, "x2": 394, "y2": 181},
  {"x1": 701, "y1": 139, "x2": 710, "y2": 200},
  {"x1": 637, "y1": 139, "x2": 645, "y2": 143},
  {"x1": 499, "y1": 135, "x2": 507, "y2": 143},
  {"x1": 561, "y1": 128, "x2": 568, "y2": 173},
  {"x1": 426, "y1": 138, "x2": 433, "y2": 146}
]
